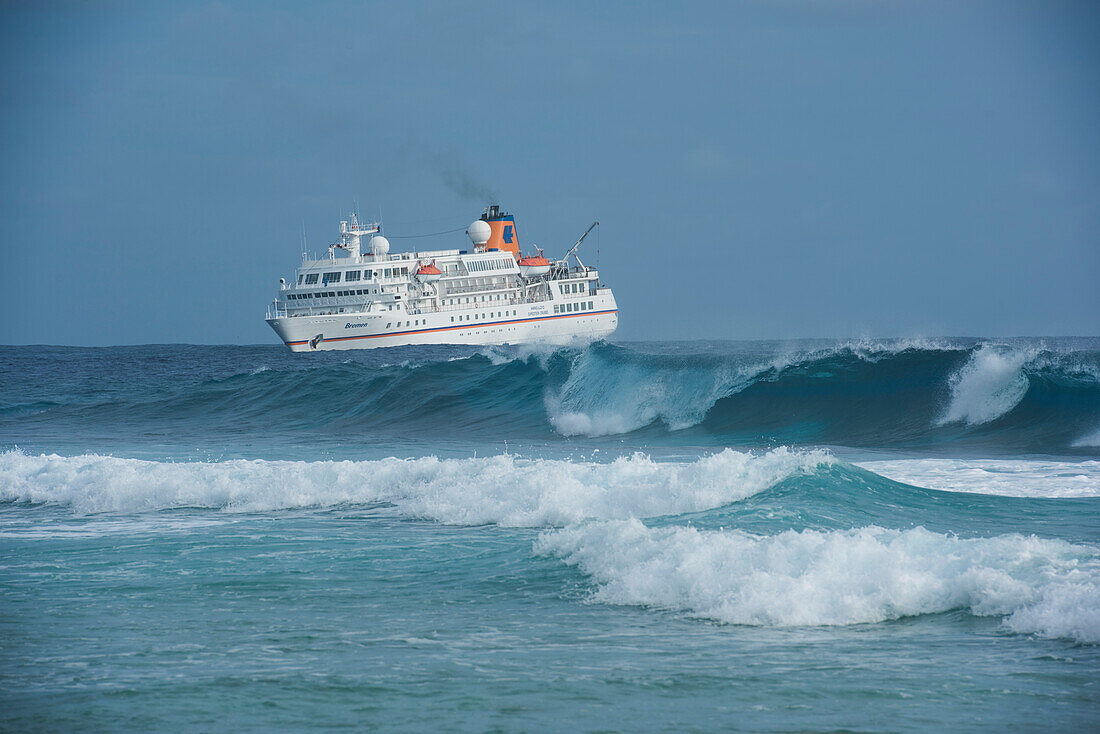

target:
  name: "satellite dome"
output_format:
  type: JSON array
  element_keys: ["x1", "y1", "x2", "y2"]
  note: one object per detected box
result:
[
  {"x1": 369, "y1": 235, "x2": 390, "y2": 256},
  {"x1": 467, "y1": 220, "x2": 491, "y2": 246}
]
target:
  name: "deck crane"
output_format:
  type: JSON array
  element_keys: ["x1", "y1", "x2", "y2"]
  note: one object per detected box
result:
[{"x1": 563, "y1": 221, "x2": 599, "y2": 270}]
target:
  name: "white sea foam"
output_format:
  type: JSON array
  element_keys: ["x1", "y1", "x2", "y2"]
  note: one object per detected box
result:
[
  {"x1": 0, "y1": 447, "x2": 832, "y2": 525},
  {"x1": 938, "y1": 344, "x2": 1032, "y2": 426},
  {"x1": 857, "y1": 458, "x2": 1100, "y2": 498},
  {"x1": 536, "y1": 521, "x2": 1100, "y2": 642}
]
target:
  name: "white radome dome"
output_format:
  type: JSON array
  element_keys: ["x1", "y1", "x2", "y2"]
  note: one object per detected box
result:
[
  {"x1": 369, "y1": 235, "x2": 390, "y2": 256},
  {"x1": 467, "y1": 220, "x2": 491, "y2": 246}
]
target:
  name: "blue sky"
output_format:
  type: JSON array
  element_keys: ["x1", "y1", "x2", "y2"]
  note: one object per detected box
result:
[{"x1": 1, "y1": 0, "x2": 1097, "y2": 344}]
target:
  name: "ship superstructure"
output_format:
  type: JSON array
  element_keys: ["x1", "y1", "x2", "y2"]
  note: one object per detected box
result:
[{"x1": 265, "y1": 205, "x2": 618, "y2": 351}]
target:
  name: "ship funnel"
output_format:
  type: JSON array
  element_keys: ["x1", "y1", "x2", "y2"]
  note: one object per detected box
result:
[{"x1": 481, "y1": 205, "x2": 520, "y2": 258}]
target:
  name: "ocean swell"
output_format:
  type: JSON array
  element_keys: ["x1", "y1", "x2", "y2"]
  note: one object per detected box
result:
[{"x1": 2, "y1": 340, "x2": 1098, "y2": 453}]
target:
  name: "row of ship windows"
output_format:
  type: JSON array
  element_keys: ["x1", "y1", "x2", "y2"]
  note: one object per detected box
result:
[
  {"x1": 559, "y1": 281, "x2": 592, "y2": 295},
  {"x1": 449, "y1": 310, "x2": 518, "y2": 323},
  {"x1": 290, "y1": 290, "x2": 511, "y2": 304},
  {"x1": 287, "y1": 289, "x2": 380, "y2": 300},
  {"x1": 379, "y1": 303, "x2": 596, "y2": 330},
  {"x1": 444, "y1": 294, "x2": 507, "y2": 305},
  {"x1": 384, "y1": 311, "x2": 521, "y2": 329},
  {"x1": 555, "y1": 301, "x2": 595, "y2": 314},
  {"x1": 299, "y1": 268, "x2": 409, "y2": 286}
]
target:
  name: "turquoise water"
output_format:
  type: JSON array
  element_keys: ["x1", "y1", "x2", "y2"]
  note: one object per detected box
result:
[{"x1": 2, "y1": 339, "x2": 1099, "y2": 730}]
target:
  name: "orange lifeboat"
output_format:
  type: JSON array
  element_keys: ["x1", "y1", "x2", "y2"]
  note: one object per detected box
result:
[
  {"x1": 517, "y1": 252, "x2": 551, "y2": 278},
  {"x1": 415, "y1": 260, "x2": 442, "y2": 282}
]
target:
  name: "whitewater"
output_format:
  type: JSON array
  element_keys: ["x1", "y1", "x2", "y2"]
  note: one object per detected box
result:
[{"x1": 2, "y1": 338, "x2": 1098, "y2": 731}]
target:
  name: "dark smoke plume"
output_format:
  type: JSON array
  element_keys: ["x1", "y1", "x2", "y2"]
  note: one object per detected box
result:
[{"x1": 440, "y1": 168, "x2": 497, "y2": 202}]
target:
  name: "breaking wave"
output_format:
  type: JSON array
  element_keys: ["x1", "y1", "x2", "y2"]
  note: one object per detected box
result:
[
  {"x1": 0, "y1": 447, "x2": 832, "y2": 523},
  {"x1": 537, "y1": 522, "x2": 1100, "y2": 643}
]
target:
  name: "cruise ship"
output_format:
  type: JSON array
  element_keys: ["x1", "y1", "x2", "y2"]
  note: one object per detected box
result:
[{"x1": 265, "y1": 205, "x2": 618, "y2": 351}]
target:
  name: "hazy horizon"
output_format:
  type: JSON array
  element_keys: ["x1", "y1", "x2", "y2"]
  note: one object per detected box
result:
[{"x1": 2, "y1": 1, "x2": 1098, "y2": 345}]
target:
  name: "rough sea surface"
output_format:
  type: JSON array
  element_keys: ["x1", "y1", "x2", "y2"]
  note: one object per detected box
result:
[{"x1": 2, "y1": 338, "x2": 1098, "y2": 731}]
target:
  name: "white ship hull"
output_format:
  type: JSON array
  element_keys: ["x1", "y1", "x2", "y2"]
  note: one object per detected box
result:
[{"x1": 268, "y1": 296, "x2": 618, "y2": 352}]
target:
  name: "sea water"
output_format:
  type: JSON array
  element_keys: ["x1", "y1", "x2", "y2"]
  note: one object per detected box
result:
[{"x1": 1, "y1": 339, "x2": 1098, "y2": 731}]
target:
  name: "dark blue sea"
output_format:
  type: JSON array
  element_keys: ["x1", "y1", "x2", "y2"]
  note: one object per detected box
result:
[{"x1": 2, "y1": 338, "x2": 1099, "y2": 731}]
